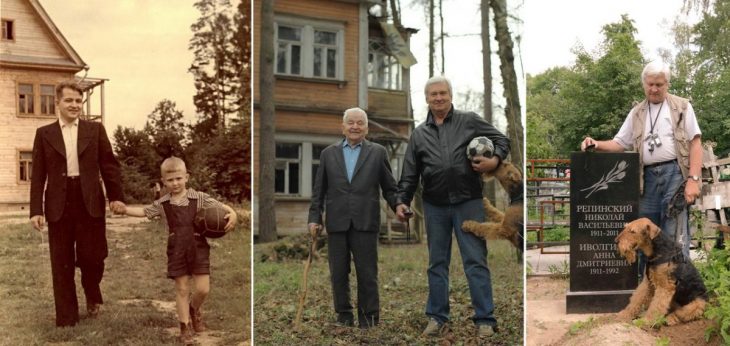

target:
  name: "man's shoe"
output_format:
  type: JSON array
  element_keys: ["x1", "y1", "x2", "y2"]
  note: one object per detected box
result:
[
  {"x1": 422, "y1": 318, "x2": 445, "y2": 336},
  {"x1": 335, "y1": 313, "x2": 354, "y2": 327},
  {"x1": 189, "y1": 304, "x2": 207, "y2": 333},
  {"x1": 477, "y1": 324, "x2": 496, "y2": 337},
  {"x1": 87, "y1": 303, "x2": 100, "y2": 318}
]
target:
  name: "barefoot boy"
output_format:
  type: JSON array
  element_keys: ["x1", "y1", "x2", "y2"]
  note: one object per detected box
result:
[{"x1": 120, "y1": 157, "x2": 237, "y2": 344}]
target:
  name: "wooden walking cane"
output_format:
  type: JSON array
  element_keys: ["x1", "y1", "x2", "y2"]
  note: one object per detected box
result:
[{"x1": 294, "y1": 225, "x2": 320, "y2": 329}]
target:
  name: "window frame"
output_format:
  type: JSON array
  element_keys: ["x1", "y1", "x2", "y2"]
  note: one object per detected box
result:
[
  {"x1": 40, "y1": 84, "x2": 56, "y2": 116},
  {"x1": 18, "y1": 82, "x2": 35, "y2": 115},
  {"x1": 17, "y1": 149, "x2": 33, "y2": 184},
  {"x1": 275, "y1": 142, "x2": 302, "y2": 196},
  {"x1": 274, "y1": 16, "x2": 345, "y2": 81},
  {"x1": 17, "y1": 82, "x2": 61, "y2": 118},
  {"x1": 1, "y1": 19, "x2": 14, "y2": 41},
  {"x1": 368, "y1": 38, "x2": 403, "y2": 90}
]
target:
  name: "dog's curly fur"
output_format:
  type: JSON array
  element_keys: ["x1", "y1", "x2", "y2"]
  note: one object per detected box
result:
[
  {"x1": 461, "y1": 161, "x2": 524, "y2": 254},
  {"x1": 615, "y1": 218, "x2": 707, "y2": 326}
]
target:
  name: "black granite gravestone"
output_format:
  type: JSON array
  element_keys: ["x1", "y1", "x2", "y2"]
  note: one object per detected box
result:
[{"x1": 566, "y1": 152, "x2": 639, "y2": 313}]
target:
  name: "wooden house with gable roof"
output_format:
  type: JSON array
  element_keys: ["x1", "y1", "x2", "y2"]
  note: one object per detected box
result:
[{"x1": 0, "y1": 0, "x2": 107, "y2": 210}]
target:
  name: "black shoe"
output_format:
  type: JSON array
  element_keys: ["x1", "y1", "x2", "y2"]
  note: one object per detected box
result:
[
  {"x1": 359, "y1": 315, "x2": 379, "y2": 329},
  {"x1": 336, "y1": 313, "x2": 354, "y2": 327},
  {"x1": 87, "y1": 303, "x2": 100, "y2": 318}
]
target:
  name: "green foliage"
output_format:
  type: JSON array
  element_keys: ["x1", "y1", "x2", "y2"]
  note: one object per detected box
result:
[
  {"x1": 186, "y1": 121, "x2": 250, "y2": 202},
  {"x1": 548, "y1": 260, "x2": 570, "y2": 279},
  {"x1": 189, "y1": 0, "x2": 243, "y2": 138},
  {"x1": 527, "y1": 15, "x2": 646, "y2": 158},
  {"x1": 655, "y1": 336, "x2": 671, "y2": 346},
  {"x1": 568, "y1": 317, "x2": 595, "y2": 335},
  {"x1": 698, "y1": 246, "x2": 730, "y2": 343},
  {"x1": 113, "y1": 1, "x2": 251, "y2": 204}
]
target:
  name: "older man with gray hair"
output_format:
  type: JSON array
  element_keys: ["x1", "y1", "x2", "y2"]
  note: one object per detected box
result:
[
  {"x1": 396, "y1": 76, "x2": 511, "y2": 338},
  {"x1": 308, "y1": 107, "x2": 399, "y2": 329},
  {"x1": 581, "y1": 61, "x2": 703, "y2": 260}
]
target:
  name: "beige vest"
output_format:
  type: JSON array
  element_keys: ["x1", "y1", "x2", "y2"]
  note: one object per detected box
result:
[{"x1": 629, "y1": 93, "x2": 690, "y2": 194}]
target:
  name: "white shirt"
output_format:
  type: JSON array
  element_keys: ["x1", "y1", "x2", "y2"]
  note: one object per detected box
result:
[
  {"x1": 59, "y1": 118, "x2": 80, "y2": 177},
  {"x1": 614, "y1": 100, "x2": 702, "y2": 165}
]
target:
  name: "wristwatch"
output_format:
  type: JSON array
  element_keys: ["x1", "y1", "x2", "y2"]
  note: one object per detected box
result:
[{"x1": 688, "y1": 175, "x2": 701, "y2": 182}]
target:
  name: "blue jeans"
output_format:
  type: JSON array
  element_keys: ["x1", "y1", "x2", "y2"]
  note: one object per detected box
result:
[
  {"x1": 638, "y1": 160, "x2": 690, "y2": 275},
  {"x1": 423, "y1": 199, "x2": 496, "y2": 326}
]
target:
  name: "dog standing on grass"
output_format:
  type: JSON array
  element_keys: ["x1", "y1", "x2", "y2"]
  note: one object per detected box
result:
[
  {"x1": 461, "y1": 161, "x2": 524, "y2": 256},
  {"x1": 615, "y1": 218, "x2": 707, "y2": 325}
]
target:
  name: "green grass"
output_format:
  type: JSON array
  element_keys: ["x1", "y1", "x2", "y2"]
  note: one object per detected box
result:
[
  {"x1": 0, "y1": 207, "x2": 250, "y2": 345},
  {"x1": 527, "y1": 226, "x2": 570, "y2": 243},
  {"x1": 253, "y1": 238, "x2": 523, "y2": 345}
]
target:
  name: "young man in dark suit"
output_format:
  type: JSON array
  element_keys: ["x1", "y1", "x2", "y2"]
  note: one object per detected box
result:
[
  {"x1": 29, "y1": 81, "x2": 125, "y2": 327},
  {"x1": 308, "y1": 107, "x2": 398, "y2": 329}
]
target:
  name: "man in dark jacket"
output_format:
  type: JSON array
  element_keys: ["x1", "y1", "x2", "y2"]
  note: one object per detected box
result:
[
  {"x1": 308, "y1": 107, "x2": 398, "y2": 328},
  {"x1": 396, "y1": 76, "x2": 510, "y2": 337},
  {"x1": 30, "y1": 81, "x2": 125, "y2": 327}
]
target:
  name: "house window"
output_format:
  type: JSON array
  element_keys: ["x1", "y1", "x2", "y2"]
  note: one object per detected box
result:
[
  {"x1": 275, "y1": 143, "x2": 301, "y2": 195},
  {"x1": 18, "y1": 151, "x2": 32, "y2": 183},
  {"x1": 1, "y1": 20, "x2": 13, "y2": 40},
  {"x1": 276, "y1": 25, "x2": 302, "y2": 75},
  {"x1": 40, "y1": 84, "x2": 55, "y2": 115},
  {"x1": 368, "y1": 39, "x2": 402, "y2": 90},
  {"x1": 313, "y1": 30, "x2": 337, "y2": 78},
  {"x1": 310, "y1": 143, "x2": 328, "y2": 189},
  {"x1": 18, "y1": 83, "x2": 34, "y2": 114},
  {"x1": 275, "y1": 19, "x2": 343, "y2": 79}
]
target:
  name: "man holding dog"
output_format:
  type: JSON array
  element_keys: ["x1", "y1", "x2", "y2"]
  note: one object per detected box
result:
[
  {"x1": 30, "y1": 81, "x2": 125, "y2": 327},
  {"x1": 307, "y1": 107, "x2": 399, "y2": 329},
  {"x1": 395, "y1": 76, "x2": 510, "y2": 338},
  {"x1": 580, "y1": 61, "x2": 702, "y2": 259}
]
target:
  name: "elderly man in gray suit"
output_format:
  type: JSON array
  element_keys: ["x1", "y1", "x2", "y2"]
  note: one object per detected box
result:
[{"x1": 308, "y1": 107, "x2": 399, "y2": 329}]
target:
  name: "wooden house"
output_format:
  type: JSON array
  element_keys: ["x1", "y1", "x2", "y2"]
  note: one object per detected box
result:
[
  {"x1": 0, "y1": 0, "x2": 107, "y2": 210},
  {"x1": 253, "y1": 0, "x2": 420, "y2": 238}
]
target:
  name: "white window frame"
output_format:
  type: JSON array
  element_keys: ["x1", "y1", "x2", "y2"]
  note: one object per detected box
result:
[
  {"x1": 275, "y1": 142, "x2": 302, "y2": 196},
  {"x1": 275, "y1": 134, "x2": 340, "y2": 198},
  {"x1": 368, "y1": 38, "x2": 402, "y2": 90},
  {"x1": 274, "y1": 16, "x2": 345, "y2": 80}
]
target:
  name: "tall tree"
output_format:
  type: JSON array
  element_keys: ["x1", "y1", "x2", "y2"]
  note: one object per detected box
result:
[
  {"x1": 481, "y1": 0, "x2": 495, "y2": 201},
  {"x1": 258, "y1": 0, "x2": 278, "y2": 242},
  {"x1": 429, "y1": 0, "x2": 435, "y2": 77},
  {"x1": 491, "y1": 0, "x2": 523, "y2": 168},
  {"x1": 146, "y1": 99, "x2": 187, "y2": 159},
  {"x1": 189, "y1": 0, "x2": 240, "y2": 137},
  {"x1": 439, "y1": 0, "x2": 445, "y2": 75}
]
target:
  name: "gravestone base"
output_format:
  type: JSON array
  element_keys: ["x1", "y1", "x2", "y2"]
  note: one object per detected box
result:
[{"x1": 566, "y1": 289, "x2": 634, "y2": 313}]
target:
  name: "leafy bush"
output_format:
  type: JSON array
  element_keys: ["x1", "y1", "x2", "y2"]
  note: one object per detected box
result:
[{"x1": 698, "y1": 247, "x2": 730, "y2": 342}]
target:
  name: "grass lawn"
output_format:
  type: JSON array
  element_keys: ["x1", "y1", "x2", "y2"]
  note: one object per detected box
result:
[
  {"x1": 254, "y1": 238, "x2": 523, "y2": 345},
  {"x1": 0, "y1": 206, "x2": 250, "y2": 345}
]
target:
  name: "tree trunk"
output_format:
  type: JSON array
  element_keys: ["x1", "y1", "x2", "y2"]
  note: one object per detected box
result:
[
  {"x1": 481, "y1": 0, "x2": 496, "y2": 202},
  {"x1": 491, "y1": 0, "x2": 523, "y2": 170},
  {"x1": 429, "y1": 0, "x2": 435, "y2": 77},
  {"x1": 258, "y1": 0, "x2": 278, "y2": 243},
  {"x1": 439, "y1": 0, "x2": 445, "y2": 75}
]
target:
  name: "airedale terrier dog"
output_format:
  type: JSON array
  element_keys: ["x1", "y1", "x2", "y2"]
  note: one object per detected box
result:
[
  {"x1": 461, "y1": 161, "x2": 524, "y2": 254},
  {"x1": 615, "y1": 218, "x2": 707, "y2": 325}
]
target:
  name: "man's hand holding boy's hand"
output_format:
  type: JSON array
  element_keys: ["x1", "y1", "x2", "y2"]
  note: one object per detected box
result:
[
  {"x1": 224, "y1": 211, "x2": 238, "y2": 232},
  {"x1": 110, "y1": 201, "x2": 126, "y2": 215}
]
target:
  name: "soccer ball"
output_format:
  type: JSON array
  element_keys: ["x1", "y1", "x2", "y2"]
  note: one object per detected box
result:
[
  {"x1": 466, "y1": 136, "x2": 494, "y2": 161},
  {"x1": 194, "y1": 206, "x2": 231, "y2": 238}
]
